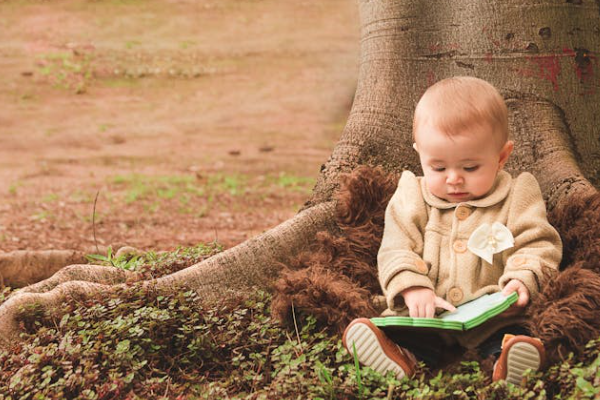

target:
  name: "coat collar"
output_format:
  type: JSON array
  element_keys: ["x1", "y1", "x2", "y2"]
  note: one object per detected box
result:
[{"x1": 420, "y1": 170, "x2": 512, "y2": 209}]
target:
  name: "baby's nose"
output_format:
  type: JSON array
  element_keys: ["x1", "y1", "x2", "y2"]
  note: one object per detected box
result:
[{"x1": 446, "y1": 171, "x2": 463, "y2": 184}]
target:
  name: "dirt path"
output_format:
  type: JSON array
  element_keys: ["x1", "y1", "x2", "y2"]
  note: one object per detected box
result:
[{"x1": 0, "y1": 0, "x2": 359, "y2": 253}]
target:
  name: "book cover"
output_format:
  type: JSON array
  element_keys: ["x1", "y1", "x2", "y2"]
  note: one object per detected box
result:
[{"x1": 370, "y1": 291, "x2": 519, "y2": 332}]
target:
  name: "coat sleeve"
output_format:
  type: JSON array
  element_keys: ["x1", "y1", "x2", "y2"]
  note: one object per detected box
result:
[
  {"x1": 378, "y1": 171, "x2": 434, "y2": 310},
  {"x1": 499, "y1": 172, "x2": 562, "y2": 300}
]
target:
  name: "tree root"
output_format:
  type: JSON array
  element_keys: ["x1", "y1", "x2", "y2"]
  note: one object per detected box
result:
[
  {"x1": 17, "y1": 264, "x2": 143, "y2": 295},
  {"x1": 0, "y1": 202, "x2": 336, "y2": 348},
  {"x1": 505, "y1": 97, "x2": 598, "y2": 212},
  {"x1": 0, "y1": 250, "x2": 88, "y2": 288},
  {"x1": 0, "y1": 280, "x2": 109, "y2": 347}
]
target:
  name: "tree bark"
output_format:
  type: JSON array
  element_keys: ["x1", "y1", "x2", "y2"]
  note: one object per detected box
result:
[
  {"x1": 0, "y1": 250, "x2": 87, "y2": 288},
  {"x1": 1, "y1": 0, "x2": 599, "y2": 347},
  {"x1": 309, "y1": 0, "x2": 600, "y2": 207}
]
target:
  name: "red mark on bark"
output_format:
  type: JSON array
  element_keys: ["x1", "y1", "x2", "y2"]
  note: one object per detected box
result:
[{"x1": 525, "y1": 54, "x2": 562, "y2": 91}]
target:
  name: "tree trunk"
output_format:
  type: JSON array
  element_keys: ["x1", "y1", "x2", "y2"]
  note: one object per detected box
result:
[
  {"x1": 310, "y1": 0, "x2": 600, "y2": 207},
  {"x1": 1, "y1": 0, "x2": 599, "y2": 347}
]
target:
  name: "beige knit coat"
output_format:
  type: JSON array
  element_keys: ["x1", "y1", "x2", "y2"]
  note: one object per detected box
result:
[{"x1": 378, "y1": 170, "x2": 562, "y2": 347}]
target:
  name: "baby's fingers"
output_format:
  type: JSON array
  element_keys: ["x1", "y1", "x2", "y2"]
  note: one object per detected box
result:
[
  {"x1": 408, "y1": 305, "x2": 421, "y2": 318},
  {"x1": 502, "y1": 279, "x2": 530, "y2": 307},
  {"x1": 434, "y1": 296, "x2": 457, "y2": 313},
  {"x1": 515, "y1": 289, "x2": 529, "y2": 307},
  {"x1": 502, "y1": 280, "x2": 521, "y2": 296},
  {"x1": 425, "y1": 303, "x2": 435, "y2": 319}
]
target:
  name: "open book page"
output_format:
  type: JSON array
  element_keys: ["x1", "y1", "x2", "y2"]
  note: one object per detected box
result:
[
  {"x1": 371, "y1": 291, "x2": 518, "y2": 331},
  {"x1": 437, "y1": 291, "x2": 516, "y2": 324}
]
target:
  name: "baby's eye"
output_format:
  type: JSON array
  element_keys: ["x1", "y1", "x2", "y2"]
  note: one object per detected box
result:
[
  {"x1": 464, "y1": 166, "x2": 480, "y2": 172},
  {"x1": 431, "y1": 166, "x2": 446, "y2": 172}
]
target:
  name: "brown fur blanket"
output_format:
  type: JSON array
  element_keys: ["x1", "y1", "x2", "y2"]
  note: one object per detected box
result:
[{"x1": 272, "y1": 166, "x2": 600, "y2": 366}]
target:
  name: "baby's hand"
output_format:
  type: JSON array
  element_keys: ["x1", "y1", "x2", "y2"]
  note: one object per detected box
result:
[
  {"x1": 401, "y1": 286, "x2": 456, "y2": 318},
  {"x1": 501, "y1": 279, "x2": 530, "y2": 316}
]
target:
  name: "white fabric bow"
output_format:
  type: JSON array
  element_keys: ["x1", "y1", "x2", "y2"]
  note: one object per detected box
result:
[{"x1": 467, "y1": 222, "x2": 514, "y2": 264}]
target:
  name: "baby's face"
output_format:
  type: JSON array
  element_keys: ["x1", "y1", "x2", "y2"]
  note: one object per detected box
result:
[{"x1": 414, "y1": 123, "x2": 513, "y2": 202}]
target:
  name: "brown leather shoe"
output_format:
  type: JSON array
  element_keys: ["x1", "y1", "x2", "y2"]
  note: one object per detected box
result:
[
  {"x1": 492, "y1": 334, "x2": 546, "y2": 385},
  {"x1": 343, "y1": 318, "x2": 416, "y2": 380}
]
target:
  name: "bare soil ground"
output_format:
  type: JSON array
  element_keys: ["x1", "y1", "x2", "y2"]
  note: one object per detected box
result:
[{"x1": 0, "y1": 0, "x2": 360, "y2": 253}]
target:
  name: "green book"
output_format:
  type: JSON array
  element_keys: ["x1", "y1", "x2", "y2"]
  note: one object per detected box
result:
[{"x1": 370, "y1": 291, "x2": 519, "y2": 332}]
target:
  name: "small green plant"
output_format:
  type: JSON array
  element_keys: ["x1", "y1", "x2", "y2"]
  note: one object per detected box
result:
[
  {"x1": 206, "y1": 173, "x2": 248, "y2": 196},
  {"x1": 353, "y1": 342, "x2": 365, "y2": 399},
  {"x1": 316, "y1": 360, "x2": 336, "y2": 400},
  {"x1": 86, "y1": 242, "x2": 222, "y2": 277},
  {"x1": 37, "y1": 51, "x2": 95, "y2": 94},
  {"x1": 42, "y1": 193, "x2": 59, "y2": 202},
  {"x1": 273, "y1": 172, "x2": 315, "y2": 193},
  {"x1": 19, "y1": 92, "x2": 37, "y2": 102},
  {"x1": 31, "y1": 210, "x2": 53, "y2": 221},
  {"x1": 0, "y1": 287, "x2": 14, "y2": 307},
  {"x1": 98, "y1": 123, "x2": 113, "y2": 133},
  {"x1": 111, "y1": 174, "x2": 200, "y2": 204},
  {"x1": 70, "y1": 189, "x2": 95, "y2": 203},
  {"x1": 125, "y1": 40, "x2": 142, "y2": 50},
  {"x1": 85, "y1": 246, "x2": 145, "y2": 271},
  {"x1": 8, "y1": 181, "x2": 21, "y2": 196},
  {"x1": 179, "y1": 40, "x2": 197, "y2": 49}
]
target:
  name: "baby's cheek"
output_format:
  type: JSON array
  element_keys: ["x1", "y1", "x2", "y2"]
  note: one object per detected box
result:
[
  {"x1": 427, "y1": 177, "x2": 444, "y2": 196},
  {"x1": 472, "y1": 175, "x2": 495, "y2": 196}
]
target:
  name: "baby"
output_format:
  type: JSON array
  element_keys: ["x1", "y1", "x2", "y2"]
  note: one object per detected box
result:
[{"x1": 343, "y1": 76, "x2": 562, "y2": 385}]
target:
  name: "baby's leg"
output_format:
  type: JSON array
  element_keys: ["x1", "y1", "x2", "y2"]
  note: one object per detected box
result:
[
  {"x1": 386, "y1": 328, "x2": 446, "y2": 369},
  {"x1": 478, "y1": 324, "x2": 529, "y2": 359}
]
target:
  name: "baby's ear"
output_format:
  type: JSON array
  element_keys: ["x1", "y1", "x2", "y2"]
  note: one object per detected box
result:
[
  {"x1": 412, "y1": 143, "x2": 418, "y2": 152},
  {"x1": 498, "y1": 140, "x2": 514, "y2": 169}
]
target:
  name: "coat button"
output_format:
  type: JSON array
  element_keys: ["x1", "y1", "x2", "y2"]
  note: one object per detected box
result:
[
  {"x1": 456, "y1": 206, "x2": 472, "y2": 221},
  {"x1": 448, "y1": 287, "x2": 464, "y2": 304},
  {"x1": 453, "y1": 239, "x2": 467, "y2": 253},
  {"x1": 415, "y1": 259, "x2": 429, "y2": 274}
]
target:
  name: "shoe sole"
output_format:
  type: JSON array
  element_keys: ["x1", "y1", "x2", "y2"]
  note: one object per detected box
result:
[
  {"x1": 505, "y1": 342, "x2": 542, "y2": 385},
  {"x1": 344, "y1": 321, "x2": 407, "y2": 380}
]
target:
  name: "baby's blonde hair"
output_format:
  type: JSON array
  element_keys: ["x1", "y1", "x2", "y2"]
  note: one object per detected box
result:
[{"x1": 413, "y1": 76, "x2": 509, "y2": 146}]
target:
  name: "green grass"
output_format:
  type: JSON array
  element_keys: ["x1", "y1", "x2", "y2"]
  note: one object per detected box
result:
[
  {"x1": 8, "y1": 183, "x2": 19, "y2": 196},
  {"x1": 1, "y1": 243, "x2": 599, "y2": 399},
  {"x1": 269, "y1": 172, "x2": 316, "y2": 194},
  {"x1": 179, "y1": 40, "x2": 197, "y2": 50},
  {"x1": 98, "y1": 123, "x2": 114, "y2": 133},
  {"x1": 36, "y1": 51, "x2": 95, "y2": 94},
  {"x1": 31, "y1": 210, "x2": 54, "y2": 221},
  {"x1": 69, "y1": 189, "x2": 96, "y2": 203},
  {"x1": 42, "y1": 193, "x2": 59, "y2": 203},
  {"x1": 107, "y1": 172, "x2": 315, "y2": 215},
  {"x1": 125, "y1": 40, "x2": 142, "y2": 50}
]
